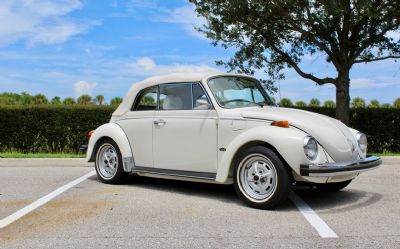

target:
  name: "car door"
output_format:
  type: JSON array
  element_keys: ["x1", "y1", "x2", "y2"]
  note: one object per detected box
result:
[
  {"x1": 116, "y1": 86, "x2": 157, "y2": 167},
  {"x1": 153, "y1": 83, "x2": 218, "y2": 173}
]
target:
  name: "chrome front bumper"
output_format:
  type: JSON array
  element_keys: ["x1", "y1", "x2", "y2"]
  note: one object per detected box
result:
[{"x1": 300, "y1": 155, "x2": 382, "y2": 177}]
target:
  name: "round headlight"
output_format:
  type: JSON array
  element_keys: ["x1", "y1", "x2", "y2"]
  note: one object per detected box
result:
[
  {"x1": 304, "y1": 136, "x2": 318, "y2": 161},
  {"x1": 356, "y1": 132, "x2": 367, "y2": 154}
]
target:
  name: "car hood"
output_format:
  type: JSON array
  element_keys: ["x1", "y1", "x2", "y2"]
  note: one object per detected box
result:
[{"x1": 241, "y1": 107, "x2": 359, "y2": 162}]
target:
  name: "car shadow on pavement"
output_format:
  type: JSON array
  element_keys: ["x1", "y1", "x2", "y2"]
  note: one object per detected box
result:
[
  {"x1": 292, "y1": 186, "x2": 382, "y2": 213},
  {"x1": 88, "y1": 175, "x2": 381, "y2": 212}
]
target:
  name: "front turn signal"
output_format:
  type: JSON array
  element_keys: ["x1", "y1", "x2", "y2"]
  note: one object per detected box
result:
[
  {"x1": 271, "y1": 121, "x2": 290, "y2": 128},
  {"x1": 88, "y1": 130, "x2": 94, "y2": 140}
]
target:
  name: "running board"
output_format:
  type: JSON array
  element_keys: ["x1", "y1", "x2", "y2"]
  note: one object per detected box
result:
[{"x1": 132, "y1": 166, "x2": 216, "y2": 180}]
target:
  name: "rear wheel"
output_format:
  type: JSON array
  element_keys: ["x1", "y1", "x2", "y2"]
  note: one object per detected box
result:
[
  {"x1": 95, "y1": 139, "x2": 128, "y2": 184},
  {"x1": 233, "y1": 146, "x2": 291, "y2": 209},
  {"x1": 315, "y1": 180, "x2": 352, "y2": 192}
]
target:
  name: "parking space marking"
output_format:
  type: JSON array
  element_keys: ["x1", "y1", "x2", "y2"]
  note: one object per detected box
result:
[
  {"x1": 290, "y1": 191, "x2": 338, "y2": 238},
  {"x1": 0, "y1": 170, "x2": 96, "y2": 230}
]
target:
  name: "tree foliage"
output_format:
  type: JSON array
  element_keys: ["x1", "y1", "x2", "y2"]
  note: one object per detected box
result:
[
  {"x1": 394, "y1": 98, "x2": 400, "y2": 108},
  {"x1": 110, "y1": 97, "x2": 123, "y2": 106},
  {"x1": 190, "y1": 0, "x2": 400, "y2": 124},
  {"x1": 323, "y1": 100, "x2": 336, "y2": 108},
  {"x1": 77, "y1": 95, "x2": 92, "y2": 105},
  {"x1": 351, "y1": 97, "x2": 366, "y2": 108},
  {"x1": 295, "y1": 100, "x2": 307, "y2": 107},
  {"x1": 368, "y1": 99, "x2": 380, "y2": 108},
  {"x1": 309, "y1": 98, "x2": 321, "y2": 107},
  {"x1": 279, "y1": 98, "x2": 293, "y2": 107}
]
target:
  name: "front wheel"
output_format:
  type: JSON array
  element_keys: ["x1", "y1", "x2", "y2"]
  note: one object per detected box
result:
[
  {"x1": 233, "y1": 146, "x2": 291, "y2": 209},
  {"x1": 95, "y1": 139, "x2": 128, "y2": 184}
]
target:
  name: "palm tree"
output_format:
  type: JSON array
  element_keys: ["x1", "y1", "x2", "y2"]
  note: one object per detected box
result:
[
  {"x1": 295, "y1": 101, "x2": 307, "y2": 107},
  {"x1": 33, "y1": 94, "x2": 48, "y2": 105},
  {"x1": 393, "y1": 98, "x2": 400, "y2": 108},
  {"x1": 309, "y1": 98, "x2": 320, "y2": 107},
  {"x1": 77, "y1": 95, "x2": 92, "y2": 105},
  {"x1": 51, "y1": 96, "x2": 62, "y2": 105},
  {"x1": 279, "y1": 98, "x2": 292, "y2": 107},
  {"x1": 368, "y1": 99, "x2": 380, "y2": 108},
  {"x1": 351, "y1": 97, "x2": 366, "y2": 108},
  {"x1": 63, "y1": 97, "x2": 76, "y2": 105},
  {"x1": 110, "y1": 97, "x2": 123, "y2": 106},
  {"x1": 94, "y1": 95, "x2": 105, "y2": 105},
  {"x1": 323, "y1": 100, "x2": 336, "y2": 108}
]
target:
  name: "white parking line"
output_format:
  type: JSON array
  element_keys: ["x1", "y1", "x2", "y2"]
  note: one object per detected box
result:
[
  {"x1": 290, "y1": 191, "x2": 338, "y2": 238},
  {"x1": 0, "y1": 170, "x2": 96, "y2": 230}
]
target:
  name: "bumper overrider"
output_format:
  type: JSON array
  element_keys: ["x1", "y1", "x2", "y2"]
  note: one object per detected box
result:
[{"x1": 300, "y1": 155, "x2": 382, "y2": 177}]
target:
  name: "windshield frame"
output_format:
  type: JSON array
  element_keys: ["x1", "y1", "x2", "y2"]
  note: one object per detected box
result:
[{"x1": 206, "y1": 76, "x2": 274, "y2": 109}]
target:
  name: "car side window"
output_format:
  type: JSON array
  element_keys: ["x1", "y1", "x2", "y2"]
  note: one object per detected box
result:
[
  {"x1": 133, "y1": 86, "x2": 157, "y2": 111},
  {"x1": 192, "y1": 83, "x2": 211, "y2": 110},
  {"x1": 159, "y1": 84, "x2": 192, "y2": 110}
]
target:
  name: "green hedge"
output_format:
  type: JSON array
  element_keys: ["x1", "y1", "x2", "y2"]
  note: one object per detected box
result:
[
  {"x1": 0, "y1": 105, "x2": 399, "y2": 153},
  {"x1": 0, "y1": 105, "x2": 114, "y2": 153}
]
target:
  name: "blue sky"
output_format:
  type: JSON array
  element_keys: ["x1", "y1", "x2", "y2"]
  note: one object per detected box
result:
[{"x1": 0, "y1": 0, "x2": 399, "y2": 104}]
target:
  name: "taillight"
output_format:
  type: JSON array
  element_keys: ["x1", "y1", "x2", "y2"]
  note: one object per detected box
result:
[{"x1": 88, "y1": 130, "x2": 94, "y2": 140}]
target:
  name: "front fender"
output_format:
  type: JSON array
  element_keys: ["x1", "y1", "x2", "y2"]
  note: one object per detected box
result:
[
  {"x1": 216, "y1": 126, "x2": 315, "y2": 183},
  {"x1": 86, "y1": 123, "x2": 133, "y2": 163}
]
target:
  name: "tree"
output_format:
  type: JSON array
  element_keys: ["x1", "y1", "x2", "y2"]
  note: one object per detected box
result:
[
  {"x1": 63, "y1": 97, "x2": 76, "y2": 105},
  {"x1": 190, "y1": 0, "x2": 400, "y2": 124},
  {"x1": 295, "y1": 101, "x2": 307, "y2": 107},
  {"x1": 94, "y1": 95, "x2": 105, "y2": 105},
  {"x1": 368, "y1": 99, "x2": 380, "y2": 108},
  {"x1": 351, "y1": 97, "x2": 366, "y2": 108},
  {"x1": 77, "y1": 95, "x2": 92, "y2": 105},
  {"x1": 50, "y1": 96, "x2": 62, "y2": 105},
  {"x1": 110, "y1": 97, "x2": 123, "y2": 106},
  {"x1": 33, "y1": 94, "x2": 48, "y2": 105},
  {"x1": 381, "y1": 103, "x2": 391, "y2": 108},
  {"x1": 394, "y1": 98, "x2": 400, "y2": 108},
  {"x1": 323, "y1": 100, "x2": 336, "y2": 108},
  {"x1": 309, "y1": 98, "x2": 320, "y2": 107},
  {"x1": 279, "y1": 98, "x2": 293, "y2": 107},
  {"x1": 21, "y1": 92, "x2": 33, "y2": 105}
]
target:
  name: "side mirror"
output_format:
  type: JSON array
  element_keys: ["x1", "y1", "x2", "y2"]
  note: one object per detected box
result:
[{"x1": 195, "y1": 98, "x2": 211, "y2": 110}]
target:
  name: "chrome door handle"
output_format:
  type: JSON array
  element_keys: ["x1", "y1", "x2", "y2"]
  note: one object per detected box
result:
[{"x1": 153, "y1": 119, "x2": 166, "y2": 126}]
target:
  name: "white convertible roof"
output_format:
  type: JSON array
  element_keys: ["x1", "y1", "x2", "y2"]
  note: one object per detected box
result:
[{"x1": 112, "y1": 72, "x2": 251, "y2": 116}]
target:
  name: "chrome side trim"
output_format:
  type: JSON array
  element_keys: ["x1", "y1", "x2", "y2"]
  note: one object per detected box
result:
[
  {"x1": 300, "y1": 155, "x2": 382, "y2": 177},
  {"x1": 133, "y1": 166, "x2": 216, "y2": 180}
]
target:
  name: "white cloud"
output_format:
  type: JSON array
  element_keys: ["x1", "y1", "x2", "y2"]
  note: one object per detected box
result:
[
  {"x1": 351, "y1": 78, "x2": 395, "y2": 89},
  {"x1": 160, "y1": 5, "x2": 206, "y2": 39},
  {"x1": 0, "y1": 0, "x2": 96, "y2": 47},
  {"x1": 129, "y1": 57, "x2": 219, "y2": 76},
  {"x1": 74, "y1": 80, "x2": 97, "y2": 97}
]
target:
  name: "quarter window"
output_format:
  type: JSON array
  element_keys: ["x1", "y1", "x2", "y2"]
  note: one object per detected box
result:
[{"x1": 133, "y1": 86, "x2": 157, "y2": 111}]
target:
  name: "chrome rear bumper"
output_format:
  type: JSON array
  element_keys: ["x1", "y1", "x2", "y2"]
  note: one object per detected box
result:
[{"x1": 300, "y1": 155, "x2": 382, "y2": 177}]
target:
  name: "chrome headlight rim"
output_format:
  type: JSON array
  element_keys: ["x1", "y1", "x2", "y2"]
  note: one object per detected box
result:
[
  {"x1": 303, "y1": 135, "x2": 318, "y2": 161},
  {"x1": 356, "y1": 132, "x2": 367, "y2": 154}
]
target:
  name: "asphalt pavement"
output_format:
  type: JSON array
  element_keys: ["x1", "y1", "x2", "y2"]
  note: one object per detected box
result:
[{"x1": 0, "y1": 157, "x2": 399, "y2": 249}]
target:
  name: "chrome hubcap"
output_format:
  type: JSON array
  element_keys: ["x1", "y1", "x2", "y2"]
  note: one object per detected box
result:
[
  {"x1": 238, "y1": 154, "x2": 277, "y2": 201},
  {"x1": 97, "y1": 143, "x2": 118, "y2": 179}
]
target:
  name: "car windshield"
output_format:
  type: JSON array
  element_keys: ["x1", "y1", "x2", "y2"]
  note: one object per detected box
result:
[{"x1": 207, "y1": 76, "x2": 273, "y2": 108}]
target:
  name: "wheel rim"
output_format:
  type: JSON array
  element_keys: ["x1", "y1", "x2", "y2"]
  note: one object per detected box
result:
[
  {"x1": 238, "y1": 154, "x2": 278, "y2": 202},
  {"x1": 96, "y1": 143, "x2": 118, "y2": 179}
]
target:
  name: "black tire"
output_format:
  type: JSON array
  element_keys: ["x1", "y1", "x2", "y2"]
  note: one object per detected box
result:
[
  {"x1": 95, "y1": 139, "x2": 128, "y2": 184},
  {"x1": 233, "y1": 146, "x2": 291, "y2": 209},
  {"x1": 315, "y1": 180, "x2": 352, "y2": 192}
]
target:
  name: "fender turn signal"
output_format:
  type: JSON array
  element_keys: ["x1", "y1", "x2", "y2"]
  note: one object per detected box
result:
[
  {"x1": 271, "y1": 121, "x2": 290, "y2": 128},
  {"x1": 88, "y1": 130, "x2": 94, "y2": 140}
]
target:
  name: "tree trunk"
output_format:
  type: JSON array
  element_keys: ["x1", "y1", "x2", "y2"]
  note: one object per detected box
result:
[{"x1": 335, "y1": 71, "x2": 350, "y2": 125}]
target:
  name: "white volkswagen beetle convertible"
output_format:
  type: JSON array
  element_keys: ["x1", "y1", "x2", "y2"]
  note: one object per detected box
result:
[{"x1": 86, "y1": 72, "x2": 381, "y2": 209}]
